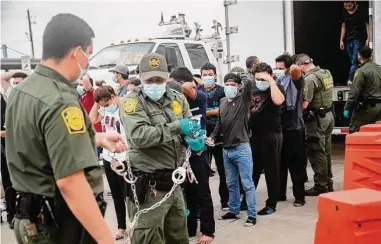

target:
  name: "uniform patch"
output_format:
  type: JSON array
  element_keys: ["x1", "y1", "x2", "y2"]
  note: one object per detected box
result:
[
  {"x1": 173, "y1": 100, "x2": 182, "y2": 115},
  {"x1": 124, "y1": 98, "x2": 138, "y2": 114},
  {"x1": 61, "y1": 107, "x2": 86, "y2": 134},
  {"x1": 303, "y1": 86, "x2": 308, "y2": 94},
  {"x1": 148, "y1": 57, "x2": 160, "y2": 68},
  {"x1": 354, "y1": 71, "x2": 358, "y2": 78}
]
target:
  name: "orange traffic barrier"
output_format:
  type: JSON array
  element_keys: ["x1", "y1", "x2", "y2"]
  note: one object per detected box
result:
[
  {"x1": 359, "y1": 124, "x2": 381, "y2": 132},
  {"x1": 314, "y1": 188, "x2": 381, "y2": 244},
  {"x1": 344, "y1": 132, "x2": 381, "y2": 191}
]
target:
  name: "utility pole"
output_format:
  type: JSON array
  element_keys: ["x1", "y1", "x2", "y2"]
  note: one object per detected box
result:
[
  {"x1": 1, "y1": 44, "x2": 8, "y2": 58},
  {"x1": 27, "y1": 9, "x2": 35, "y2": 58}
]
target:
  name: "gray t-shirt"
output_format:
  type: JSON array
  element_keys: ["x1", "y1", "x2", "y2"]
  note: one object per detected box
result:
[
  {"x1": 281, "y1": 76, "x2": 305, "y2": 130},
  {"x1": 211, "y1": 80, "x2": 252, "y2": 148}
]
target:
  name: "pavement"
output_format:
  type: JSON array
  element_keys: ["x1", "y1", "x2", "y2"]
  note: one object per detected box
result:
[{"x1": 0, "y1": 139, "x2": 345, "y2": 244}]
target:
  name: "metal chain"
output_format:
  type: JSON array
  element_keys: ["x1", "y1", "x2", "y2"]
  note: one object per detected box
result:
[{"x1": 109, "y1": 148, "x2": 192, "y2": 244}]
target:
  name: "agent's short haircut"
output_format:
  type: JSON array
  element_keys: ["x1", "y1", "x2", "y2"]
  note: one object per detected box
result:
[
  {"x1": 129, "y1": 77, "x2": 141, "y2": 86},
  {"x1": 42, "y1": 13, "x2": 95, "y2": 60},
  {"x1": 246, "y1": 56, "x2": 258, "y2": 69},
  {"x1": 358, "y1": 46, "x2": 373, "y2": 59}
]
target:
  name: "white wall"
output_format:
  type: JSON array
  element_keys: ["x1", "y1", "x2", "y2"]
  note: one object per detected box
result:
[{"x1": 226, "y1": 0, "x2": 285, "y2": 69}]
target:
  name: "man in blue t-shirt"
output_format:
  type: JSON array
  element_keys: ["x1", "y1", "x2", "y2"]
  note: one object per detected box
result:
[
  {"x1": 200, "y1": 63, "x2": 229, "y2": 211},
  {"x1": 169, "y1": 67, "x2": 215, "y2": 244}
]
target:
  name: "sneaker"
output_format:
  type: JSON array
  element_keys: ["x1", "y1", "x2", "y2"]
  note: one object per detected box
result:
[
  {"x1": 221, "y1": 202, "x2": 229, "y2": 211},
  {"x1": 245, "y1": 217, "x2": 257, "y2": 226},
  {"x1": 305, "y1": 187, "x2": 328, "y2": 196},
  {"x1": 219, "y1": 212, "x2": 239, "y2": 220},
  {"x1": 257, "y1": 206, "x2": 276, "y2": 216},
  {"x1": 293, "y1": 200, "x2": 305, "y2": 207}
]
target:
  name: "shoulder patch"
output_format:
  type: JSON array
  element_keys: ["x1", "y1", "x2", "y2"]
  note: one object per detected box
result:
[
  {"x1": 354, "y1": 71, "x2": 359, "y2": 78},
  {"x1": 303, "y1": 86, "x2": 308, "y2": 94},
  {"x1": 61, "y1": 107, "x2": 86, "y2": 134},
  {"x1": 124, "y1": 97, "x2": 138, "y2": 114},
  {"x1": 173, "y1": 100, "x2": 182, "y2": 115}
]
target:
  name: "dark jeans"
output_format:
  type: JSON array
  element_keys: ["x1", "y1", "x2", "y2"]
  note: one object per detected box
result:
[
  {"x1": 1, "y1": 152, "x2": 16, "y2": 222},
  {"x1": 346, "y1": 39, "x2": 362, "y2": 82},
  {"x1": 185, "y1": 151, "x2": 215, "y2": 237},
  {"x1": 279, "y1": 129, "x2": 305, "y2": 202},
  {"x1": 207, "y1": 144, "x2": 229, "y2": 205},
  {"x1": 103, "y1": 159, "x2": 127, "y2": 229},
  {"x1": 251, "y1": 132, "x2": 283, "y2": 209}
]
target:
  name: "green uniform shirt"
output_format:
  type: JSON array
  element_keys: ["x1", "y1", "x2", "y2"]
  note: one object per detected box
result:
[
  {"x1": 121, "y1": 87, "x2": 192, "y2": 174},
  {"x1": 345, "y1": 60, "x2": 381, "y2": 110},
  {"x1": 303, "y1": 67, "x2": 333, "y2": 108},
  {"x1": 5, "y1": 64, "x2": 103, "y2": 198}
]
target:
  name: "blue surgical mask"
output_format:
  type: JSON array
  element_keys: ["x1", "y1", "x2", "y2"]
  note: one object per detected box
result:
[
  {"x1": 77, "y1": 85, "x2": 85, "y2": 96},
  {"x1": 202, "y1": 76, "x2": 215, "y2": 88},
  {"x1": 274, "y1": 70, "x2": 285, "y2": 80},
  {"x1": 143, "y1": 83, "x2": 167, "y2": 101},
  {"x1": 105, "y1": 103, "x2": 118, "y2": 113},
  {"x1": 224, "y1": 86, "x2": 238, "y2": 99},
  {"x1": 255, "y1": 80, "x2": 270, "y2": 91}
]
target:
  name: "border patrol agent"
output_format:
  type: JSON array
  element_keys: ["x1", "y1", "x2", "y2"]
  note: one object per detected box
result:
[
  {"x1": 5, "y1": 14, "x2": 126, "y2": 244},
  {"x1": 344, "y1": 46, "x2": 381, "y2": 133},
  {"x1": 121, "y1": 53, "x2": 202, "y2": 244},
  {"x1": 297, "y1": 54, "x2": 334, "y2": 196}
]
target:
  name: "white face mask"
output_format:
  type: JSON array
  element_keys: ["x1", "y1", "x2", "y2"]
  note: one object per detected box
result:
[
  {"x1": 143, "y1": 83, "x2": 167, "y2": 101},
  {"x1": 76, "y1": 49, "x2": 89, "y2": 80}
]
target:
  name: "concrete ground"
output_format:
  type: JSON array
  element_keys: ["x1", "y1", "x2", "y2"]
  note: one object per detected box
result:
[{"x1": 0, "y1": 138, "x2": 345, "y2": 244}]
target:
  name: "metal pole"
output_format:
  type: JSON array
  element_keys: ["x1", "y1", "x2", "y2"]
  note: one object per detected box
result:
[
  {"x1": 1, "y1": 44, "x2": 8, "y2": 58},
  {"x1": 27, "y1": 9, "x2": 35, "y2": 58},
  {"x1": 224, "y1": 1, "x2": 231, "y2": 71}
]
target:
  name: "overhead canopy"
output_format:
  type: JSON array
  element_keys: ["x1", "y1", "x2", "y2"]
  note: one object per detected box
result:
[{"x1": 1, "y1": 58, "x2": 41, "y2": 71}]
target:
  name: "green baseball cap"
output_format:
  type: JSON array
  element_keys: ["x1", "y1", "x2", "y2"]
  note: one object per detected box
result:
[{"x1": 139, "y1": 53, "x2": 168, "y2": 80}]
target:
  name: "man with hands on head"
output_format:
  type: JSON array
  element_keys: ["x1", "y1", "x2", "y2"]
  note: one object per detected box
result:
[{"x1": 208, "y1": 72, "x2": 258, "y2": 227}]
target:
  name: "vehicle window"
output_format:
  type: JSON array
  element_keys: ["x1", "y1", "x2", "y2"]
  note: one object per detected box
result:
[
  {"x1": 184, "y1": 43, "x2": 209, "y2": 69},
  {"x1": 155, "y1": 43, "x2": 185, "y2": 68},
  {"x1": 90, "y1": 42, "x2": 154, "y2": 68}
]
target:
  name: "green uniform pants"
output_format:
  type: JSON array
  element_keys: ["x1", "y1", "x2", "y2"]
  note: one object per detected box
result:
[
  {"x1": 14, "y1": 217, "x2": 85, "y2": 244},
  {"x1": 349, "y1": 104, "x2": 381, "y2": 134},
  {"x1": 305, "y1": 111, "x2": 334, "y2": 192},
  {"x1": 128, "y1": 186, "x2": 188, "y2": 244}
]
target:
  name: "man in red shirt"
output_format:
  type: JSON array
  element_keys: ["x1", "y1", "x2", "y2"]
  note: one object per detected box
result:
[{"x1": 77, "y1": 75, "x2": 103, "y2": 157}]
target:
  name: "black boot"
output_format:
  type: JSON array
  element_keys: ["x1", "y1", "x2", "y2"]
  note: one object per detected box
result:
[{"x1": 305, "y1": 187, "x2": 328, "y2": 196}]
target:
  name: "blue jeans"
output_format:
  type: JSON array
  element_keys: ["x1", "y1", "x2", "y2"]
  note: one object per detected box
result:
[
  {"x1": 223, "y1": 143, "x2": 257, "y2": 218},
  {"x1": 346, "y1": 39, "x2": 361, "y2": 82}
]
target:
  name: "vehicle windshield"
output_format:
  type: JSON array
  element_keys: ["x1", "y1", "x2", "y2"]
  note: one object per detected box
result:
[{"x1": 90, "y1": 42, "x2": 155, "y2": 68}]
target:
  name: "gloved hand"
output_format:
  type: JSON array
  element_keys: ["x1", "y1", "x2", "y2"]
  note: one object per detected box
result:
[
  {"x1": 179, "y1": 118, "x2": 201, "y2": 136},
  {"x1": 343, "y1": 109, "x2": 350, "y2": 119},
  {"x1": 185, "y1": 130, "x2": 206, "y2": 152}
]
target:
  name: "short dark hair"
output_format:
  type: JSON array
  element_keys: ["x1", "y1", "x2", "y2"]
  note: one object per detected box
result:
[
  {"x1": 246, "y1": 56, "x2": 258, "y2": 69},
  {"x1": 296, "y1": 53, "x2": 313, "y2": 66},
  {"x1": 169, "y1": 67, "x2": 194, "y2": 83},
  {"x1": 200, "y1": 63, "x2": 217, "y2": 75},
  {"x1": 224, "y1": 73, "x2": 241, "y2": 84},
  {"x1": 252, "y1": 62, "x2": 273, "y2": 76},
  {"x1": 94, "y1": 85, "x2": 116, "y2": 103},
  {"x1": 128, "y1": 77, "x2": 141, "y2": 86},
  {"x1": 193, "y1": 74, "x2": 202, "y2": 79},
  {"x1": 12, "y1": 72, "x2": 28, "y2": 79},
  {"x1": 358, "y1": 46, "x2": 373, "y2": 59},
  {"x1": 42, "y1": 13, "x2": 95, "y2": 60},
  {"x1": 167, "y1": 80, "x2": 184, "y2": 93},
  {"x1": 275, "y1": 54, "x2": 293, "y2": 69}
]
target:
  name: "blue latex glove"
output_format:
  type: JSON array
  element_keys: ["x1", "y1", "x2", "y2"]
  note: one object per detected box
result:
[
  {"x1": 185, "y1": 130, "x2": 206, "y2": 152},
  {"x1": 179, "y1": 118, "x2": 201, "y2": 136},
  {"x1": 343, "y1": 109, "x2": 350, "y2": 119}
]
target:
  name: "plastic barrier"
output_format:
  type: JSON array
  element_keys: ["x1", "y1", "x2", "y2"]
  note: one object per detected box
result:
[
  {"x1": 314, "y1": 188, "x2": 381, "y2": 244},
  {"x1": 344, "y1": 132, "x2": 381, "y2": 191},
  {"x1": 359, "y1": 124, "x2": 381, "y2": 132}
]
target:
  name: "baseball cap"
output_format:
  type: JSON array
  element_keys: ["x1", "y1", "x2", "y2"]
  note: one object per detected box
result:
[
  {"x1": 109, "y1": 64, "x2": 130, "y2": 76},
  {"x1": 139, "y1": 53, "x2": 168, "y2": 81}
]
